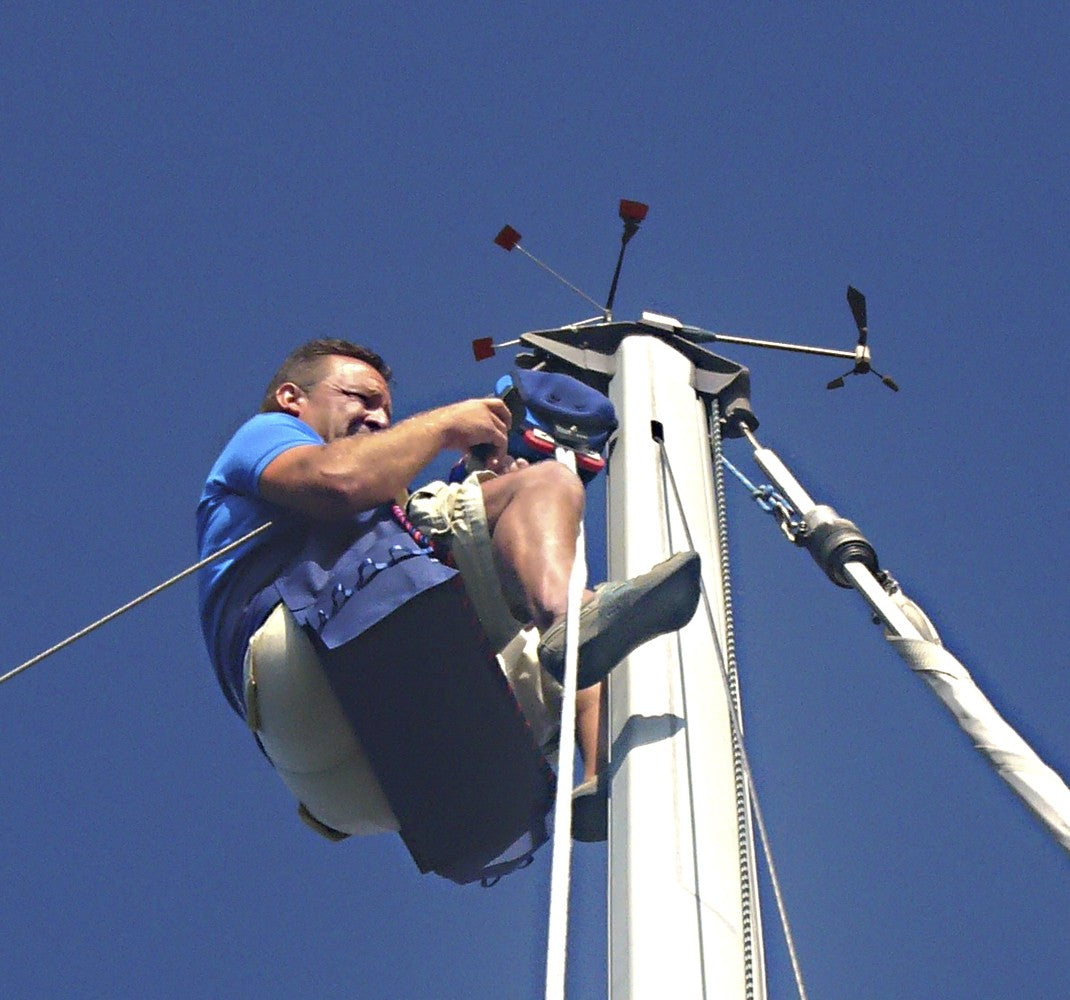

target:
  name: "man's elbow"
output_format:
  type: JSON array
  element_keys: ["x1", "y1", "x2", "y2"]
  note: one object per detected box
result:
[
  {"x1": 313, "y1": 468, "x2": 396, "y2": 517},
  {"x1": 261, "y1": 446, "x2": 401, "y2": 520}
]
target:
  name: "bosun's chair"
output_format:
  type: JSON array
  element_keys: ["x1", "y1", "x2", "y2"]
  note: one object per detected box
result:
[{"x1": 317, "y1": 369, "x2": 616, "y2": 885}]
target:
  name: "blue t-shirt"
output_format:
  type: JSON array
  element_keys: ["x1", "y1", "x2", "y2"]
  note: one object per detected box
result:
[
  {"x1": 197, "y1": 413, "x2": 323, "y2": 714},
  {"x1": 197, "y1": 412, "x2": 457, "y2": 719}
]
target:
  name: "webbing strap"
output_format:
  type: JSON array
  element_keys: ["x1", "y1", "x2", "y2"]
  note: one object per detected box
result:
[{"x1": 544, "y1": 447, "x2": 586, "y2": 1000}]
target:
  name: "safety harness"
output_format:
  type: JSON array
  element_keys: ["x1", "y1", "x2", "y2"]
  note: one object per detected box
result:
[{"x1": 306, "y1": 370, "x2": 616, "y2": 885}]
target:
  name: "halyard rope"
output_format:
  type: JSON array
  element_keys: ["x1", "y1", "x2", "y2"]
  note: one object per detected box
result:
[{"x1": 544, "y1": 447, "x2": 586, "y2": 1000}]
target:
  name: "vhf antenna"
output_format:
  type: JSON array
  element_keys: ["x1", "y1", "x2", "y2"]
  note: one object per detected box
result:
[{"x1": 479, "y1": 199, "x2": 900, "y2": 392}]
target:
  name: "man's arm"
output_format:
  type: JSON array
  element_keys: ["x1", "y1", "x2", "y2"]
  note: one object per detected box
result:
[{"x1": 259, "y1": 398, "x2": 511, "y2": 520}]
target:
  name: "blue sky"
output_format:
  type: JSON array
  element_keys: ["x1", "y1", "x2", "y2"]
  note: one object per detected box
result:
[{"x1": 2, "y1": 4, "x2": 1067, "y2": 998}]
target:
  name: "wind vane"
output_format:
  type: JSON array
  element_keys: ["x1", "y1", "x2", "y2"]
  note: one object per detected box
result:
[{"x1": 826, "y1": 285, "x2": 899, "y2": 391}]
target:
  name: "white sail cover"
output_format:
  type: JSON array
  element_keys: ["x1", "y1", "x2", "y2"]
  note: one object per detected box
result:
[{"x1": 886, "y1": 594, "x2": 1070, "y2": 853}]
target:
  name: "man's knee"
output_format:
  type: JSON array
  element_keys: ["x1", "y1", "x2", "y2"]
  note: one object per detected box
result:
[
  {"x1": 513, "y1": 460, "x2": 585, "y2": 508},
  {"x1": 480, "y1": 459, "x2": 584, "y2": 527}
]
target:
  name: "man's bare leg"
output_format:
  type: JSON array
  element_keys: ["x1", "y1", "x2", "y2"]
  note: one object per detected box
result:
[
  {"x1": 479, "y1": 461, "x2": 695, "y2": 783},
  {"x1": 480, "y1": 462, "x2": 605, "y2": 772},
  {"x1": 575, "y1": 682, "x2": 606, "y2": 781},
  {"x1": 479, "y1": 460, "x2": 698, "y2": 842},
  {"x1": 479, "y1": 461, "x2": 587, "y2": 631}
]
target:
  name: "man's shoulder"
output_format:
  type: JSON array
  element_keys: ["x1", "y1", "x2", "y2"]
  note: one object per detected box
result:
[
  {"x1": 221, "y1": 412, "x2": 322, "y2": 467},
  {"x1": 227, "y1": 412, "x2": 322, "y2": 450},
  {"x1": 203, "y1": 413, "x2": 323, "y2": 502}
]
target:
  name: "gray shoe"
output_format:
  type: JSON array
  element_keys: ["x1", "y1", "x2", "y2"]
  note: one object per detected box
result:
[
  {"x1": 538, "y1": 551, "x2": 701, "y2": 689},
  {"x1": 572, "y1": 774, "x2": 608, "y2": 843}
]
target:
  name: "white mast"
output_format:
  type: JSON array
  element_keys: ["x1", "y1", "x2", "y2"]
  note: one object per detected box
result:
[
  {"x1": 516, "y1": 314, "x2": 768, "y2": 998},
  {"x1": 604, "y1": 333, "x2": 766, "y2": 1000},
  {"x1": 494, "y1": 204, "x2": 769, "y2": 996},
  {"x1": 496, "y1": 207, "x2": 1070, "y2": 992}
]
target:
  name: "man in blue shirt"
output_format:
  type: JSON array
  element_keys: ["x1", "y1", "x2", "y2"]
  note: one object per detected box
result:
[{"x1": 198, "y1": 339, "x2": 700, "y2": 852}]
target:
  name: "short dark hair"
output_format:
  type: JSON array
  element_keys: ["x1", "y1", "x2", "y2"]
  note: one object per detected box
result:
[{"x1": 259, "y1": 339, "x2": 392, "y2": 413}]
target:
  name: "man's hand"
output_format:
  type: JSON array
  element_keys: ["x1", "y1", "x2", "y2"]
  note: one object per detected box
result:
[
  {"x1": 481, "y1": 453, "x2": 529, "y2": 476},
  {"x1": 475, "y1": 453, "x2": 528, "y2": 477},
  {"x1": 434, "y1": 398, "x2": 512, "y2": 457}
]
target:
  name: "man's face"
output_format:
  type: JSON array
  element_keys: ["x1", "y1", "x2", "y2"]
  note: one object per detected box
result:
[{"x1": 289, "y1": 355, "x2": 392, "y2": 442}]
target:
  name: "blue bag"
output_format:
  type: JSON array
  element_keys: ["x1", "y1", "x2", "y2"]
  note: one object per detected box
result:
[{"x1": 453, "y1": 370, "x2": 617, "y2": 483}]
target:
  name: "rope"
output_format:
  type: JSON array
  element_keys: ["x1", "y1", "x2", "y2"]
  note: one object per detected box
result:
[
  {"x1": 3, "y1": 501, "x2": 446, "y2": 691},
  {"x1": 721, "y1": 454, "x2": 800, "y2": 532},
  {"x1": 0, "y1": 522, "x2": 274, "y2": 688},
  {"x1": 657, "y1": 432, "x2": 809, "y2": 1000},
  {"x1": 544, "y1": 447, "x2": 586, "y2": 1000}
]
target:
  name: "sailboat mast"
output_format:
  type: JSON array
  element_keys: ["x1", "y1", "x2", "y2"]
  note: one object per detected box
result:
[{"x1": 604, "y1": 333, "x2": 766, "y2": 999}]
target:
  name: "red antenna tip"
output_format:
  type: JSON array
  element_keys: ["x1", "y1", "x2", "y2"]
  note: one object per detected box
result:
[
  {"x1": 472, "y1": 337, "x2": 496, "y2": 361},
  {"x1": 494, "y1": 225, "x2": 522, "y2": 251},
  {"x1": 619, "y1": 199, "x2": 648, "y2": 222}
]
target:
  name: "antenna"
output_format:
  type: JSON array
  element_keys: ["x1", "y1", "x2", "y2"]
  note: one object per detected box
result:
[{"x1": 605, "y1": 199, "x2": 649, "y2": 317}]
